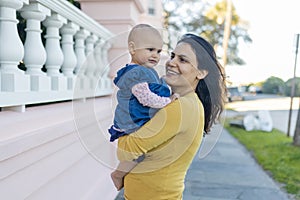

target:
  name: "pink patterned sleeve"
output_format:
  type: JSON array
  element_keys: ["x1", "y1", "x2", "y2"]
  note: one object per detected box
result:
[{"x1": 131, "y1": 82, "x2": 171, "y2": 108}]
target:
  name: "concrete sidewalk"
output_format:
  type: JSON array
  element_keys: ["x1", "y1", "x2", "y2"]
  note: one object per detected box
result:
[
  {"x1": 183, "y1": 128, "x2": 291, "y2": 200},
  {"x1": 115, "y1": 128, "x2": 291, "y2": 200}
]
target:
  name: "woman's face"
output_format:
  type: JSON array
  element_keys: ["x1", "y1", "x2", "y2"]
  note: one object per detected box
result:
[{"x1": 165, "y1": 42, "x2": 206, "y2": 94}]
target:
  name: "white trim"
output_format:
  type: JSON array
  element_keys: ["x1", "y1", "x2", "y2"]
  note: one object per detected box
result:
[{"x1": 36, "y1": 0, "x2": 113, "y2": 39}]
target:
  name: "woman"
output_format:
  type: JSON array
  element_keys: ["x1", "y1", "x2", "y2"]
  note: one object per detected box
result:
[{"x1": 116, "y1": 33, "x2": 227, "y2": 200}]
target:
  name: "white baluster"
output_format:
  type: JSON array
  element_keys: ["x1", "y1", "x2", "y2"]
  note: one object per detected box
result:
[
  {"x1": 85, "y1": 34, "x2": 97, "y2": 90},
  {"x1": 60, "y1": 21, "x2": 79, "y2": 90},
  {"x1": 102, "y1": 41, "x2": 112, "y2": 75},
  {"x1": 74, "y1": 28, "x2": 89, "y2": 75},
  {"x1": 43, "y1": 13, "x2": 66, "y2": 76},
  {"x1": 85, "y1": 34, "x2": 97, "y2": 76},
  {"x1": 0, "y1": 0, "x2": 30, "y2": 92},
  {"x1": 102, "y1": 41, "x2": 113, "y2": 91},
  {"x1": 94, "y1": 39, "x2": 105, "y2": 78},
  {"x1": 20, "y1": 2, "x2": 51, "y2": 91},
  {"x1": 43, "y1": 12, "x2": 67, "y2": 91},
  {"x1": 74, "y1": 28, "x2": 89, "y2": 91},
  {"x1": 93, "y1": 38, "x2": 104, "y2": 95}
]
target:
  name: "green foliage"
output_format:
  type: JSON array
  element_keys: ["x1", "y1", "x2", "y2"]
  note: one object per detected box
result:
[
  {"x1": 66, "y1": 0, "x2": 81, "y2": 9},
  {"x1": 262, "y1": 76, "x2": 286, "y2": 94},
  {"x1": 163, "y1": 0, "x2": 252, "y2": 66},
  {"x1": 225, "y1": 122, "x2": 300, "y2": 199},
  {"x1": 285, "y1": 77, "x2": 300, "y2": 97}
]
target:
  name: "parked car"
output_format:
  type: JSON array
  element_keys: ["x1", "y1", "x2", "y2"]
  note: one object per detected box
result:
[
  {"x1": 227, "y1": 87, "x2": 244, "y2": 102},
  {"x1": 248, "y1": 85, "x2": 262, "y2": 94}
]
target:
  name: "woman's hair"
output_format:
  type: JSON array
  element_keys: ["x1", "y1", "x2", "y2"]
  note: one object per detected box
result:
[{"x1": 178, "y1": 33, "x2": 227, "y2": 133}]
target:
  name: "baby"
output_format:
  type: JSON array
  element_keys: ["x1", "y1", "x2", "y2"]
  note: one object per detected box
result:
[{"x1": 109, "y1": 24, "x2": 179, "y2": 190}]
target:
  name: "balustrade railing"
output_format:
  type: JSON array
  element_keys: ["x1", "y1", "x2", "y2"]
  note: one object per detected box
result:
[{"x1": 0, "y1": 0, "x2": 113, "y2": 112}]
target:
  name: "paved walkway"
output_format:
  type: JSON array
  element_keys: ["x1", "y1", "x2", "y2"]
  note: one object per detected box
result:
[{"x1": 115, "y1": 127, "x2": 291, "y2": 200}]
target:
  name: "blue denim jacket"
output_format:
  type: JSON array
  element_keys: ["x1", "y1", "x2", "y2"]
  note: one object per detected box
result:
[{"x1": 109, "y1": 64, "x2": 170, "y2": 142}]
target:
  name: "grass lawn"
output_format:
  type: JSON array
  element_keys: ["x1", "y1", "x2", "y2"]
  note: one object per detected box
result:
[{"x1": 225, "y1": 121, "x2": 300, "y2": 200}]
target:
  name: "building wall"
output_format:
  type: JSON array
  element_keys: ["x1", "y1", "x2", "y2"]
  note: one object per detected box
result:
[
  {"x1": 0, "y1": 2, "x2": 165, "y2": 199},
  {"x1": 0, "y1": 96, "x2": 118, "y2": 199},
  {"x1": 0, "y1": 0, "x2": 119, "y2": 199},
  {"x1": 78, "y1": 0, "x2": 164, "y2": 77}
]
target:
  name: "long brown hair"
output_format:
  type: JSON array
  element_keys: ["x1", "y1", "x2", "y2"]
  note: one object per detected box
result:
[{"x1": 178, "y1": 34, "x2": 227, "y2": 133}]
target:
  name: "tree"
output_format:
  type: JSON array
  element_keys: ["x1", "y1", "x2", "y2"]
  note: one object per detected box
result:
[
  {"x1": 262, "y1": 76, "x2": 285, "y2": 95},
  {"x1": 294, "y1": 117, "x2": 300, "y2": 146},
  {"x1": 222, "y1": 0, "x2": 232, "y2": 66},
  {"x1": 66, "y1": 0, "x2": 81, "y2": 9},
  {"x1": 286, "y1": 77, "x2": 300, "y2": 144},
  {"x1": 163, "y1": 0, "x2": 252, "y2": 66},
  {"x1": 285, "y1": 77, "x2": 300, "y2": 97}
]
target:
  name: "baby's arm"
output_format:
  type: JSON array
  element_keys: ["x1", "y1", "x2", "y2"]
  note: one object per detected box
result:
[{"x1": 132, "y1": 82, "x2": 179, "y2": 108}]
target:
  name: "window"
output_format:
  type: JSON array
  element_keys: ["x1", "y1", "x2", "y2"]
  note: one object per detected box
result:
[{"x1": 148, "y1": 0, "x2": 155, "y2": 15}]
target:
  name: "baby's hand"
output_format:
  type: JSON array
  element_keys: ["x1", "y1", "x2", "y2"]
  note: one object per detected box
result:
[{"x1": 170, "y1": 93, "x2": 180, "y2": 101}]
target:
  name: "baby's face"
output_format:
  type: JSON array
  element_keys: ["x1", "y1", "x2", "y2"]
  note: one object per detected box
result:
[{"x1": 131, "y1": 30, "x2": 163, "y2": 68}]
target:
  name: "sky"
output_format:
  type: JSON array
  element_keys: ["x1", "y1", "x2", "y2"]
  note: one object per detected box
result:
[{"x1": 227, "y1": 0, "x2": 300, "y2": 85}]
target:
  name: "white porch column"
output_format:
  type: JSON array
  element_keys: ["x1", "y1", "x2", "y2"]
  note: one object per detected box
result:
[
  {"x1": 43, "y1": 13, "x2": 67, "y2": 91},
  {"x1": 20, "y1": 2, "x2": 51, "y2": 91},
  {"x1": 60, "y1": 21, "x2": 79, "y2": 90},
  {"x1": 0, "y1": 0, "x2": 30, "y2": 92}
]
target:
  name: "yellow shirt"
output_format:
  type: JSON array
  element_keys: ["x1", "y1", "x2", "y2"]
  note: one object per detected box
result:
[{"x1": 118, "y1": 92, "x2": 204, "y2": 200}]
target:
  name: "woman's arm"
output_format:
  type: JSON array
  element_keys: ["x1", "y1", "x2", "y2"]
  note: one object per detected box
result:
[
  {"x1": 117, "y1": 100, "x2": 183, "y2": 161},
  {"x1": 111, "y1": 160, "x2": 138, "y2": 191}
]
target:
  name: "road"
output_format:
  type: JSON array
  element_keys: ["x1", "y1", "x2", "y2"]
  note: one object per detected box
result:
[{"x1": 226, "y1": 93, "x2": 300, "y2": 137}]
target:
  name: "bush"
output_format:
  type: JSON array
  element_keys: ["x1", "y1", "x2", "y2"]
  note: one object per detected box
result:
[
  {"x1": 262, "y1": 76, "x2": 285, "y2": 95},
  {"x1": 285, "y1": 77, "x2": 300, "y2": 97}
]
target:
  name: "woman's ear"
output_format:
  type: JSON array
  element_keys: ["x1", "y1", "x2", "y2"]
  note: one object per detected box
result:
[
  {"x1": 197, "y1": 70, "x2": 208, "y2": 80},
  {"x1": 128, "y1": 41, "x2": 135, "y2": 54}
]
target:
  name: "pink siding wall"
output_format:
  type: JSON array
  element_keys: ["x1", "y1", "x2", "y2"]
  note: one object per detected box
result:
[
  {"x1": 0, "y1": 96, "x2": 119, "y2": 199},
  {"x1": 78, "y1": 0, "x2": 164, "y2": 78}
]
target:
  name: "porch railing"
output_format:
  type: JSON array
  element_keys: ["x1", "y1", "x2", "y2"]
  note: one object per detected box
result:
[{"x1": 0, "y1": 0, "x2": 114, "y2": 112}]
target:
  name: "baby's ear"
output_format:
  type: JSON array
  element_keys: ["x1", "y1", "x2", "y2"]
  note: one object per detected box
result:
[
  {"x1": 197, "y1": 70, "x2": 208, "y2": 80},
  {"x1": 128, "y1": 41, "x2": 135, "y2": 54}
]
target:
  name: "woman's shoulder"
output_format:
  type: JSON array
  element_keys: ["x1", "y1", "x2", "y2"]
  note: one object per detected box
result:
[
  {"x1": 178, "y1": 92, "x2": 200, "y2": 103},
  {"x1": 174, "y1": 93, "x2": 204, "y2": 112}
]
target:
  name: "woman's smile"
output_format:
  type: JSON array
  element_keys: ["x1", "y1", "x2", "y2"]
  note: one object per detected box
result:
[{"x1": 166, "y1": 67, "x2": 180, "y2": 76}]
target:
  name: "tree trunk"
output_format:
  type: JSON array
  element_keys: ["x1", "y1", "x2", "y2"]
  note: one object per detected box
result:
[
  {"x1": 292, "y1": 35, "x2": 300, "y2": 146},
  {"x1": 222, "y1": 0, "x2": 232, "y2": 67},
  {"x1": 294, "y1": 105, "x2": 300, "y2": 146}
]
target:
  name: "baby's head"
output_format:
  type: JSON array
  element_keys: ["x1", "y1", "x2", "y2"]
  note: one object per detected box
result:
[{"x1": 128, "y1": 24, "x2": 163, "y2": 68}]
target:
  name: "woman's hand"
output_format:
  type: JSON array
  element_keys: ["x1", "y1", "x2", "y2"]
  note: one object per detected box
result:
[{"x1": 111, "y1": 170, "x2": 125, "y2": 191}]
